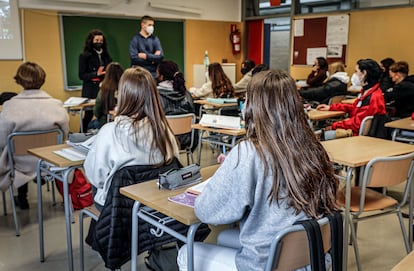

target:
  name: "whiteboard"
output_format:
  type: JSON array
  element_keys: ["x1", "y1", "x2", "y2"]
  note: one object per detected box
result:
[{"x1": 0, "y1": 0, "x2": 23, "y2": 60}]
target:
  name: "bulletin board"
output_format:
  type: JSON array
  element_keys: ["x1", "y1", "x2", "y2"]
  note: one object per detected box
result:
[
  {"x1": 60, "y1": 15, "x2": 184, "y2": 89},
  {"x1": 292, "y1": 14, "x2": 349, "y2": 66}
]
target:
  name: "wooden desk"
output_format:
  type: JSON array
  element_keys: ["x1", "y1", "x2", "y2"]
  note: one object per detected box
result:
[
  {"x1": 194, "y1": 99, "x2": 238, "y2": 108},
  {"x1": 66, "y1": 100, "x2": 95, "y2": 133},
  {"x1": 385, "y1": 117, "x2": 414, "y2": 142},
  {"x1": 348, "y1": 86, "x2": 362, "y2": 94},
  {"x1": 308, "y1": 109, "x2": 346, "y2": 121},
  {"x1": 192, "y1": 124, "x2": 246, "y2": 164},
  {"x1": 321, "y1": 136, "x2": 414, "y2": 270},
  {"x1": 120, "y1": 164, "x2": 219, "y2": 271},
  {"x1": 28, "y1": 144, "x2": 84, "y2": 271},
  {"x1": 341, "y1": 98, "x2": 356, "y2": 104}
]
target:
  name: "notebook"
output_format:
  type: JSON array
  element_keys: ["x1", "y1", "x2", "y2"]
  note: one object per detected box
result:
[
  {"x1": 199, "y1": 114, "x2": 241, "y2": 130},
  {"x1": 63, "y1": 97, "x2": 88, "y2": 107},
  {"x1": 206, "y1": 98, "x2": 238, "y2": 104},
  {"x1": 66, "y1": 135, "x2": 96, "y2": 155},
  {"x1": 168, "y1": 177, "x2": 212, "y2": 208},
  {"x1": 53, "y1": 148, "x2": 86, "y2": 161},
  {"x1": 186, "y1": 177, "x2": 211, "y2": 195}
]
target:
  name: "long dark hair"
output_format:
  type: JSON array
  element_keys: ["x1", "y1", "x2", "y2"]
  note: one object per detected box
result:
[
  {"x1": 243, "y1": 69, "x2": 338, "y2": 218},
  {"x1": 83, "y1": 29, "x2": 109, "y2": 54},
  {"x1": 157, "y1": 61, "x2": 187, "y2": 95},
  {"x1": 116, "y1": 67, "x2": 176, "y2": 165},
  {"x1": 208, "y1": 62, "x2": 235, "y2": 98},
  {"x1": 100, "y1": 62, "x2": 123, "y2": 113}
]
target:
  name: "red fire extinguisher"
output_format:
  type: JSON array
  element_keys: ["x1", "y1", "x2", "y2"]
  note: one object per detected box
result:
[{"x1": 230, "y1": 24, "x2": 241, "y2": 54}]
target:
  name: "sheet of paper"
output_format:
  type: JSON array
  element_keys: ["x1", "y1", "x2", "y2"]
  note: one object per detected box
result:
[
  {"x1": 327, "y1": 45, "x2": 343, "y2": 58},
  {"x1": 306, "y1": 48, "x2": 327, "y2": 65},
  {"x1": 326, "y1": 15, "x2": 349, "y2": 45},
  {"x1": 294, "y1": 19, "x2": 304, "y2": 37}
]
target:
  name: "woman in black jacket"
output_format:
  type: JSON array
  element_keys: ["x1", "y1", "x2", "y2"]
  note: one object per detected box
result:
[
  {"x1": 78, "y1": 29, "x2": 112, "y2": 131},
  {"x1": 300, "y1": 62, "x2": 349, "y2": 105}
]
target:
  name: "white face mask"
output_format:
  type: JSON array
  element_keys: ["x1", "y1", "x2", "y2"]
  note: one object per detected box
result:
[
  {"x1": 146, "y1": 25, "x2": 154, "y2": 35},
  {"x1": 351, "y1": 72, "x2": 362, "y2": 86}
]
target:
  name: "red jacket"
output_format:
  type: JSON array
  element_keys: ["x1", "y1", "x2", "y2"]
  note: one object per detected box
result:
[{"x1": 330, "y1": 83, "x2": 386, "y2": 135}]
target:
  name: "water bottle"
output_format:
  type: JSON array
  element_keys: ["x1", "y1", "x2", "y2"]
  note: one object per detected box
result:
[{"x1": 203, "y1": 50, "x2": 210, "y2": 68}]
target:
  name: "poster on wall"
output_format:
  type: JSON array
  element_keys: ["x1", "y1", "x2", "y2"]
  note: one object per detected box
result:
[
  {"x1": 306, "y1": 47, "x2": 327, "y2": 65},
  {"x1": 326, "y1": 15, "x2": 349, "y2": 45}
]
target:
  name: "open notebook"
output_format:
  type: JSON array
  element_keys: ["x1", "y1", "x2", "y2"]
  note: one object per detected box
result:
[
  {"x1": 63, "y1": 97, "x2": 88, "y2": 107},
  {"x1": 53, "y1": 135, "x2": 96, "y2": 161},
  {"x1": 168, "y1": 177, "x2": 211, "y2": 208},
  {"x1": 199, "y1": 114, "x2": 241, "y2": 130}
]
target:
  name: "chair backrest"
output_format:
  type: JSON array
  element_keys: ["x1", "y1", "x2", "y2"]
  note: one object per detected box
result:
[
  {"x1": 358, "y1": 115, "x2": 374, "y2": 136},
  {"x1": 364, "y1": 152, "x2": 414, "y2": 188},
  {"x1": 166, "y1": 113, "x2": 195, "y2": 136},
  {"x1": 265, "y1": 217, "x2": 331, "y2": 271},
  {"x1": 7, "y1": 128, "x2": 64, "y2": 175},
  {"x1": 328, "y1": 95, "x2": 345, "y2": 105}
]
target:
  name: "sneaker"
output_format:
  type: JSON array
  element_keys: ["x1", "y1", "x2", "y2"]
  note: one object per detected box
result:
[{"x1": 17, "y1": 197, "x2": 29, "y2": 210}]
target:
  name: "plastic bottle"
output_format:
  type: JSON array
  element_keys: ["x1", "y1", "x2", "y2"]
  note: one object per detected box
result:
[{"x1": 203, "y1": 50, "x2": 210, "y2": 68}]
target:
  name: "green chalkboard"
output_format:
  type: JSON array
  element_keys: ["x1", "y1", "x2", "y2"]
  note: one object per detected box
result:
[{"x1": 60, "y1": 15, "x2": 184, "y2": 88}]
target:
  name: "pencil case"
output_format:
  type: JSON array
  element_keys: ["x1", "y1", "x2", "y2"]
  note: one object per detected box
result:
[{"x1": 159, "y1": 164, "x2": 201, "y2": 190}]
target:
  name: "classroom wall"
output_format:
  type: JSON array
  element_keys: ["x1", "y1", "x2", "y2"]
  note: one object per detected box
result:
[
  {"x1": 18, "y1": 0, "x2": 242, "y2": 22},
  {"x1": 185, "y1": 20, "x2": 244, "y2": 88},
  {"x1": 290, "y1": 6, "x2": 414, "y2": 80}
]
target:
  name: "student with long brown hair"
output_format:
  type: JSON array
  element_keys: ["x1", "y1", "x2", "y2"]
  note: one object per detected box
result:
[
  {"x1": 189, "y1": 62, "x2": 235, "y2": 99},
  {"x1": 84, "y1": 67, "x2": 179, "y2": 209},
  {"x1": 93, "y1": 62, "x2": 124, "y2": 128},
  {"x1": 178, "y1": 69, "x2": 338, "y2": 271}
]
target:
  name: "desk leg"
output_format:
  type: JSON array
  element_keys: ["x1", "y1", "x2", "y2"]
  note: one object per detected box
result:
[
  {"x1": 79, "y1": 107, "x2": 84, "y2": 133},
  {"x1": 37, "y1": 160, "x2": 45, "y2": 262},
  {"x1": 343, "y1": 167, "x2": 354, "y2": 271},
  {"x1": 62, "y1": 169, "x2": 74, "y2": 271},
  {"x1": 197, "y1": 130, "x2": 204, "y2": 165},
  {"x1": 186, "y1": 223, "x2": 201, "y2": 271},
  {"x1": 131, "y1": 201, "x2": 140, "y2": 271},
  {"x1": 392, "y1": 128, "x2": 399, "y2": 141}
]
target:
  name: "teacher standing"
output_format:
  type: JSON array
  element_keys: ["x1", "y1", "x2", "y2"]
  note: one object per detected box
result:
[
  {"x1": 129, "y1": 15, "x2": 164, "y2": 78},
  {"x1": 78, "y1": 29, "x2": 112, "y2": 131}
]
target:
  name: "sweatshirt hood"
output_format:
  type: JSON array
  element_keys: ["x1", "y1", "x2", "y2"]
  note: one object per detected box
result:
[
  {"x1": 157, "y1": 81, "x2": 186, "y2": 102},
  {"x1": 330, "y1": 72, "x2": 349, "y2": 84}
]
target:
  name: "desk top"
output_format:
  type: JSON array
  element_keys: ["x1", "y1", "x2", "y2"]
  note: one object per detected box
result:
[
  {"x1": 385, "y1": 117, "x2": 414, "y2": 130},
  {"x1": 308, "y1": 109, "x2": 346, "y2": 121},
  {"x1": 27, "y1": 144, "x2": 84, "y2": 168},
  {"x1": 120, "y1": 164, "x2": 219, "y2": 225},
  {"x1": 321, "y1": 136, "x2": 414, "y2": 167},
  {"x1": 341, "y1": 98, "x2": 356, "y2": 105},
  {"x1": 194, "y1": 99, "x2": 238, "y2": 108},
  {"x1": 67, "y1": 101, "x2": 96, "y2": 111},
  {"x1": 192, "y1": 123, "x2": 246, "y2": 136}
]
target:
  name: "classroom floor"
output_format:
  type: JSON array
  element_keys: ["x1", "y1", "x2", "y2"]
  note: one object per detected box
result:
[{"x1": 0, "y1": 143, "x2": 411, "y2": 271}]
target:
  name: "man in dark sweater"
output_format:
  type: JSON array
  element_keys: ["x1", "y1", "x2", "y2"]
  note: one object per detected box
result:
[
  {"x1": 385, "y1": 61, "x2": 414, "y2": 118},
  {"x1": 129, "y1": 15, "x2": 164, "y2": 78}
]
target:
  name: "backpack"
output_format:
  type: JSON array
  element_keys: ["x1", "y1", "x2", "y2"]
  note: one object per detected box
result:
[{"x1": 56, "y1": 169, "x2": 93, "y2": 210}]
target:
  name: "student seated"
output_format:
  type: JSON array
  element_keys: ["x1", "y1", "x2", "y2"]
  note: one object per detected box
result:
[
  {"x1": 233, "y1": 59, "x2": 255, "y2": 96},
  {"x1": 305, "y1": 56, "x2": 328, "y2": 88},
  {"x1": 84, "y1": 66, "x2": 179, "y2": 210},
  {"x1": 317, "y1": 59, "x2": 386, "y2": 140},
  {"x1": 177, "y1": 69, "x2": 339, "y2": 271},
  {"x1": 300, "y1": 61, "x2": 349, "y2": 104},
  {"x1": 379, "y1": 57, "x2": 395, "y2": 93},
  {"x1": 384, "y1": 61, "x2": 414, "y2": 118},
  {"x1": 157, "y1": 60, "x2": 198, "y2": 151},
  {"x1": 189, "y1": 62, "x2": 235, "y2": 99},
  {"x1": 93, "y1": 62, "x2": 124, "y2": 128},
  {"x1": 0, "y1": 62, "x2": 69, "y2": 209}
]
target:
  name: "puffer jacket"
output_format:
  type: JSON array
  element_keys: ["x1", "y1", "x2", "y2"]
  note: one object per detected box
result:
[
  {"x1": 300, "y1": 72, "x2": 349, "y2": 104},
  {"x1": 86, "y1": 158, "x2": 210, "y2": 269}
]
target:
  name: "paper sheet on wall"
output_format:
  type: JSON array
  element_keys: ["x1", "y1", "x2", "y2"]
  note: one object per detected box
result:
[
  {"x1": 327, "y1": 45, "x2": 343, "y2": 58},
  {"x1": 306, "y1": 48, "x2": 327, "y2": 65},
  {"x1": 294, "y1": 19, "x2": 304, "y2": 37},
  {"x1": 326, "y1": 15, "x2": 349, "y2": 45}
]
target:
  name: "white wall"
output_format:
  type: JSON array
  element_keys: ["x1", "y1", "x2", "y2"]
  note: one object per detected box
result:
[{"x1": 18, "y1": 0, "x2": 242, "y2": 21}]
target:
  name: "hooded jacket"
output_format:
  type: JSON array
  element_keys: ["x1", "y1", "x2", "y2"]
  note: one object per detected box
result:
[{"x1": 300, "y1": 72, "x2": 349, "y2": 104}]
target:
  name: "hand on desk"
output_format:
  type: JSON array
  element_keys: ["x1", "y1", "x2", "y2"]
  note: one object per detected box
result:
[{"x1": 316, "y1": 104, "x2": 330, "y2": 111}]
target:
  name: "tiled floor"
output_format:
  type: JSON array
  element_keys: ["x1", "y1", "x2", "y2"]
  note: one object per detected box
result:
[{"x1": 0, "y1": 143, "x2": 411, "y2": 271}]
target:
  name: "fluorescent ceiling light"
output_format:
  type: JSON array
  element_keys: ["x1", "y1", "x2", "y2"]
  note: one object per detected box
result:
[{"x1": 148, "y1": 1, "x2": 203, "y2": 15}]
